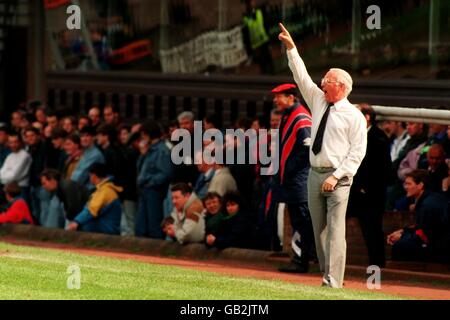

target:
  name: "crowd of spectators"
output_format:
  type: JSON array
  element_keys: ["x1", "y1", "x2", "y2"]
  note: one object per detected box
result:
[{"x1": 0, "y1": 99, "x2": 448, "y2": 265}]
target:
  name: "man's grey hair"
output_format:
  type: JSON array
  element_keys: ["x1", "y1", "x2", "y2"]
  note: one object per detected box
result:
[
  {"x1": 330, "y1": 68, "x2": 353, "y2": 97},
  {"x1": 177, "y1": 111, "x2": 195, "y2": 123}
]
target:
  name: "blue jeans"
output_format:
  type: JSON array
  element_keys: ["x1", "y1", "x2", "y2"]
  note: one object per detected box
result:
[
  {"x1": 135, "y1": 187, "x2": 166, "y2": 239},
  {"x1": 40, "y1": 193, "x2": 65, "y2": 229}
]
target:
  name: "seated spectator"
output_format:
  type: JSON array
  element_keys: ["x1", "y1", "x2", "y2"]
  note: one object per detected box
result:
[
  {"x1": 161, "y1": 216, "x2": 175, "y2": 235},
  {"x1": 0, "y1": 183, "x2": 34, "y2": 225},
  {"x1": 67, "y1": 163, "x2": 123, "y2": 235},
  {"x1": 206, "y1": 192, "x2": 253, "y2": 250},
  {"x1": 0, "y1": 132, "x2": 32, "y2": 203},
  {"x1": 387, "y1": 170, "x2": 450, "y2": 264},
  {"x1": 387, "y1": 122, "x2": 428, "y2": 210},
  {"x1": 418, "y1": 123, "x2": 448, "y2": 169},
  {"x1": 397, "y1": 144, "x2": 448, "y2": 209},
  {"x1": 164, "y1": 183, "x2": 205, "y2": 245},
  {"x1": 71, "y1": 126, "x2": 105, "y2": 189},
  {"x1": 40, "y1": 169, "x2": 89, "y2": 227},
  {"x1": 202, "y1": 192, "x2": 225, "y2": 236},
  {"x1": 424, "y1": 144, "x2": 448, "y2": 192}
]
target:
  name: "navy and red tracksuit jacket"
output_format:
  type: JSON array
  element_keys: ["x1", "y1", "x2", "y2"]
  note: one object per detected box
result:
[{"x1": 273, "y1": 103, "x2": 312, "y2": 204}]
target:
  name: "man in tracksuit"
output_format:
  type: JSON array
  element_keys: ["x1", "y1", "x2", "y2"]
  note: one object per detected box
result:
[{"x1": 272, "y1": 84, "x2": 315, "y2": 273}]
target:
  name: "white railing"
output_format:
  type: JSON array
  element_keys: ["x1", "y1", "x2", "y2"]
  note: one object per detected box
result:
[{"x1": 372, "y1": 106, "x2": 450, "y2": 125}]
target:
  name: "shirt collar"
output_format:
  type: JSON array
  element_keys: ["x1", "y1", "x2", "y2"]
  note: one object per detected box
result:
[{"x1": 333, "y1": 98, "x2": 350, "y2": 110}]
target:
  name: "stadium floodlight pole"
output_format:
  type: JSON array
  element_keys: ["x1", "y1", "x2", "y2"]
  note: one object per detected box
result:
[{"x1": 372, "y1": 105, "x2": 450, "y2": 125}]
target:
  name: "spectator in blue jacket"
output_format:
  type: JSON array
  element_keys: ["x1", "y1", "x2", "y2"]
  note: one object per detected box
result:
[
  {"x1": 71, "y1": 126, "x2": 105, "y2": 190},
  {"x1": 67, "y1": 163, "x2": 123, "y2": 235},
  {"x1": 388, "y1": 170, "x2": 450, "y2": 264},
  {"x1": 135, "y1": 121, "x2": 174, "y2": 239}
]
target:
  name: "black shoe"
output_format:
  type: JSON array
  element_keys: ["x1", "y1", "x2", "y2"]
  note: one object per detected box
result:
[{"x1": 278, "y1": 262, "x2": 309, "y2": 274}]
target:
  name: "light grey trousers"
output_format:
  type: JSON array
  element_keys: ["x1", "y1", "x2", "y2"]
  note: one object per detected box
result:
[
  {"x1": 120, "y1": 200, "x2": 138, "y2": 236},
  {"x1": 308, "y1": 168, "x2": 352, "y2": 289}
]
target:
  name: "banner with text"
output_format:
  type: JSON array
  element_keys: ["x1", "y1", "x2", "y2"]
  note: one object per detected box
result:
[{"x1": 160, "y1": 26, "x2": 248, "y2": 74}]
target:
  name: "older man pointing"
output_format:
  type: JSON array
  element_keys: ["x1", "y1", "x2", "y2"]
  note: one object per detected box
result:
[{"x1": 279, "y1": 23, "x2": 367, "y2": 288}]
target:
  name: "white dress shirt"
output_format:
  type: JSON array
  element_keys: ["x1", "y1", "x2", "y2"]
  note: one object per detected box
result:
[
  {"x1": 0, "y1": 149, "x2": 32, "y2": 187},
  {"x1": 287, "y1": 48, "x2": 367, "y2": 179}
]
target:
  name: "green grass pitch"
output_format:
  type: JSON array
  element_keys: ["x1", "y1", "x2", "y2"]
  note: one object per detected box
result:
[{"x1": 0, "y1": 242, "x2": 406, "y2": 300}]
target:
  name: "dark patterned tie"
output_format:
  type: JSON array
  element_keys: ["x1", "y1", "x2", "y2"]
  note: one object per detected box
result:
[{"x1": 312, "y1": 104, "x2": 333, "y2": 155}]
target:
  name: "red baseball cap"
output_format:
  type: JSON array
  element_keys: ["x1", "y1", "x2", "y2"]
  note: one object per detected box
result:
[{"x1": 271, "y1": 84, "x2": 298, "y2": 95}]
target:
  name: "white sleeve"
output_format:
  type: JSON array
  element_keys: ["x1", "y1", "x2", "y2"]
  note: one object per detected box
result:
[
  {"x1": 334, "y1": 113, "x2": 368, "y2": 179},
  {"x1": 0, "y1": 153, "x2": 32, "y2": 184},
  {"x1": 287, "y1": 48, "x2": 325, "y2": 114}
]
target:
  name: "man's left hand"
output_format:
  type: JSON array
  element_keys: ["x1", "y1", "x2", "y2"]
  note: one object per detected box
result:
[
  {"x1": 322, "y1": 176, "x2": 338, "y2": 193},
  {"x1": 67, "y1": 222, "x2": 79, "y2": 231}
]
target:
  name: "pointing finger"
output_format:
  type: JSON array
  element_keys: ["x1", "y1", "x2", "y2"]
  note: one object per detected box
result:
[{"x1": 279, "y1": 23, "x2": 288, "y2": 34}]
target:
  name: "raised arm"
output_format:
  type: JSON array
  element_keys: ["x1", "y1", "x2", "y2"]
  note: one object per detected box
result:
[{"x1": 279, "y1": 23, "x2": 324, "y2": 113}]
